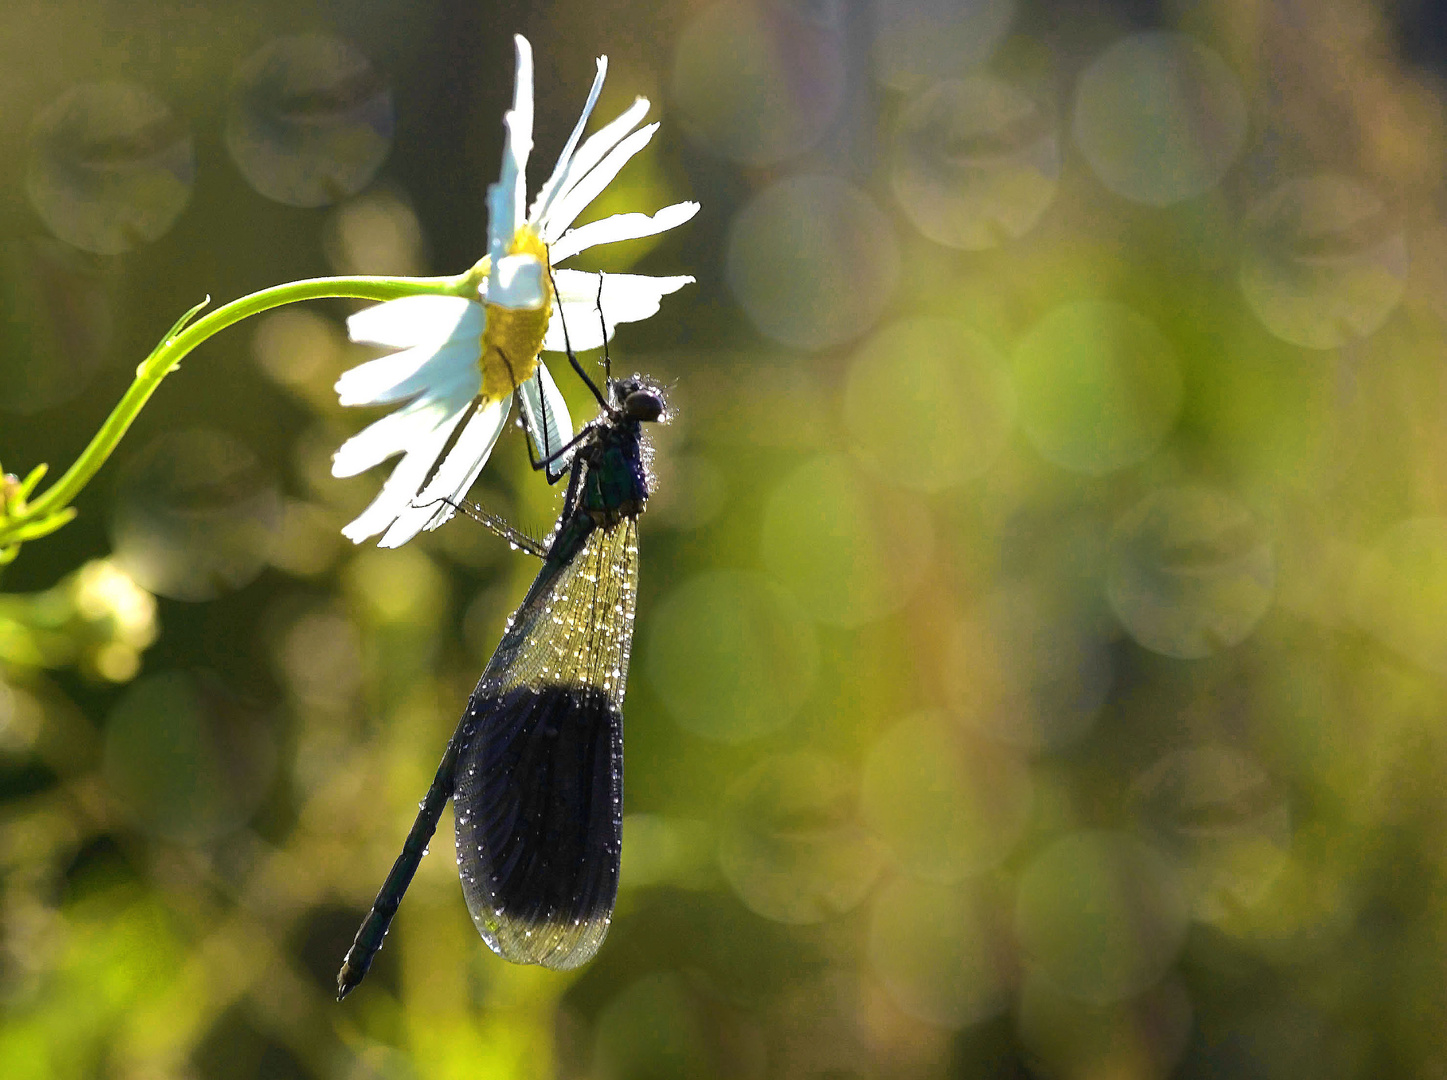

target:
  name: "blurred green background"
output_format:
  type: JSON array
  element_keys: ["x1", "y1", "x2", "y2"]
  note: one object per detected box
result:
[{"x1": 5, "y1": 0, "x2": 1447, "y2": 1077}]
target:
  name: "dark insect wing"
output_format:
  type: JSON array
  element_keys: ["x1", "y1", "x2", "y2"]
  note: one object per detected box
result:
[
  {"x1": 337, "y1": 372, "x2": 662, "y2": 999},
  {"x1": 452, "y1": 518, "x2": 639, "y2": 967}
]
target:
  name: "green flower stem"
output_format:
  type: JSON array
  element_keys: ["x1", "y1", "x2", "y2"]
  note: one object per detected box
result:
[{"x1": 2, "y1": 270, "x2": 480, "y2": 550}]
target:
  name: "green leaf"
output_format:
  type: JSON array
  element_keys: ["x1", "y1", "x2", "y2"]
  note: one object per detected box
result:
[
  {"x1": 17, "y1": 462, "x2": 48, "y2": 501},
  {"x1": 165, "y1": 295, "x2": 212, "y2": 341},
  {"x1": 0, "y1": 507, "x2": 77, "y2": 546},
  {"x1": 135, "y1": 296, "x2": 211, "y2": 379}
]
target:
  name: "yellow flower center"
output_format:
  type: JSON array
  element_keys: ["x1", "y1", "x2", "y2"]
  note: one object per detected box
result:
[{"x1": 479, "y1": 227, "x2": 554, "y2": 402}]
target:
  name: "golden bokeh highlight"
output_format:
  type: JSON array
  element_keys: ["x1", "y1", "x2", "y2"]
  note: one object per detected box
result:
[
  {"x1": 759, "y1": 454, "x2": 933, "y2": 627},
  {"x1": 861, "y1": 712, "x2": 1033, "y2": 880},
  {"x1": 646, "y1": 570, "x2": 818, "y2": 741},
  {"x1": 1071, "y1": 32, "x2": 1246, "y2": 207},
  {"x1": 891, "y1": 76, "x2": 1059, "y2": 251},
  {"x1": 718, "y1": 751, "x2": 885, "y2": 923},
  {"x1": 1011, "y1": 300, "x2": 1183, "y2": 476},
  {"x1": 726, "y1": 176, "x2": 900, "y2": 350},
  {"x1": 1107, "y1": 485, "x2": 1275, "y2": 659},
  {"x1": 844, "y1": 317, "x2": 1016, "y2": 491}
]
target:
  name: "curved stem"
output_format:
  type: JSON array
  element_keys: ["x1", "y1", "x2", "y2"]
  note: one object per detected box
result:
[{"x1": 14, "y1": 273, "x2": 466, "y2": 531}]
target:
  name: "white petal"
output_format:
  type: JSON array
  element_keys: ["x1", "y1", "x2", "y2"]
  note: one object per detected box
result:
[
  {"x1": 335, "y1": 337, "x2": 480, "y2": 407},
  {"x1": 542, "y1": 270, "x2": 694, "y2": 353},
  {"x1": 487, "y1": 181, "x2": 513, "y2": 268},
  {"x1": 488, "y1": 35, "x2": 535, "y2": 262},
  {"x1": 347, "y1": 296, "x2": 482, "y2": 349},
  {"x1": 331, "y1": 375, "x2": 475, "y2": 477},
  {"x1": 548, "y1": 201, "x2": 701, "y2": 264},
  {"x1": 540, "y1": 123, "x2": 659, "y2": 243},
  {"x1": 339, "y1": 405, "x2": 470, "y2": 544},
  {"x1": 528, "y1": 56, "x2": 608, "y2": 226},
  {"x1": 378, "y1": 397, "x2": 511, "y2": 547},
  {"x1": 510, "y1": 35, "x2": 534, "y2": 164},
  {"x1": 505, "y1": 39, "x2": 534, "y2": 218},
  {"x1": 563, "y1": 270, "x2": 696, "y2": 309},
  {"x1": 535, "y1": 98, "x2": 651, "y2": 235},
  {"x1": 519, "y1": 361, "x2": 575, "y2": 479},
  {"x1": 488, "y1": 253, "x2": 547, "y2": 310}
]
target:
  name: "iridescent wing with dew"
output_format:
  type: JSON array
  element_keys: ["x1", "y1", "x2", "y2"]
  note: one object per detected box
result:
[
  {"x1": 452, "y1": 515, "x2": 638, "y2": 967},
  {"x1": 336, "y1": 517, "x2": 639, "y2": 993}
]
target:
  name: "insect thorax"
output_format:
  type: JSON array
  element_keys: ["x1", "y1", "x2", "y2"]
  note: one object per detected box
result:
[{"x1": 580, "y1": 426, "x2": 649, "y2": 524}]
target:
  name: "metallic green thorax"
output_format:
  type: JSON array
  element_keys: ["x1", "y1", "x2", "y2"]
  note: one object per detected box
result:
[
  {"x1": 539, "y1": 416, "x2": 650, "y2": 579},
  {"x1": 583, "y1": 443, "x2": 649, "y2": 522}
]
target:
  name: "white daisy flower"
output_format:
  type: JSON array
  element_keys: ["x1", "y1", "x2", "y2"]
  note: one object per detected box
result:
[{"x1": 332, "y1": 34, "x2": 698, "y2": 547}]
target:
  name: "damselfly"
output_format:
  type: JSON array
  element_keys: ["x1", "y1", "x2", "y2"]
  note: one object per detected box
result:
[{"x1": 336, "y1": 320, "x2": 665, "y2": 999}]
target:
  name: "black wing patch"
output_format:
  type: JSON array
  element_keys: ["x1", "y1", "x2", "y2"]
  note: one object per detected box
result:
[{"x1": 453, "y1": 684, "x2": 620, "y2": 967}]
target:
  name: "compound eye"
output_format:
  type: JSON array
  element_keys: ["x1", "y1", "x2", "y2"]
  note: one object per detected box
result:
[{"x1": 623, "y1": 388, "x2": 664, "y2": 422}]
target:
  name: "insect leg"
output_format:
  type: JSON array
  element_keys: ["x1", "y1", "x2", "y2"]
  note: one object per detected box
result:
[
  {"x1": 497, "y1": 348, "x2": 564, "y2": 486},
  {"x1": 411, "y1": 495, "x2": 549, "y2": 558},
  {"x1": 544, "y1": 258, "x2": 608, "y2": 409},
  {"x1": 595, "y1": 273, "x2": 611, "y2": 386}
]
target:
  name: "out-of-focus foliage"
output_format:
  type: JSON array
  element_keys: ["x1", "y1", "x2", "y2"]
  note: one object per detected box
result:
[
  {"x1": 0, "y1": 559, "x2": 156, "y2": 679},
  {"x1": 4, "y1": 1, "x2": 1447, "y2": 1078}
]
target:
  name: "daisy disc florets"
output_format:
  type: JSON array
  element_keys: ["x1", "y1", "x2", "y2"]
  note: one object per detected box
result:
[{"x1": 332, "y1": 34, "x2": 697, "y2": 547}]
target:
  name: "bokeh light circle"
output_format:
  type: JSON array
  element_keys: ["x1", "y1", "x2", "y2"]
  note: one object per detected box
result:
[
  {"x1": 1108, "y1": 486, "x2": 1274, "y2": 659},
  {"x1": 226, "y1": 35, "x2": 393, "y2": 208},
  {"x1": 1132, "y1": 745, "x2": 1290, "y2": 923},
  {"x1": 860, "y1": 713, "x2": 1033, "y2": 880},
  {"x1": 718, "y1": 752, "x2": 885, "y2": 924},
  {"x1": 344, "y1": 544, "x2": 449, "y2": 630},
  {"x1": 323, "y1": 189, "x2": 426, "y2": 277},
  {"x1": 110, "y1": 429, "x2": 282, "y2": 601},
  {"x1": 844, "y1": 317, "x2": 1015, "y2": 491},
  {"x1": 26, "y1": 81, "x2": 193, "y2": 255},
  {"x1": 1240, "y1": 175, "x2": 1407, "y2": 350},
  {"x1": 251, "y1": 307, "x2": 345, "y2": 394},
  {"x1": 943, "y1": 580, "x2": 1113, "y2": 752},
  {"x1": 102, "y1": 671, "x2": 276, "y2": 843},
  {"x1": 1072, "y1": 32, "x2": 1247, "y2": 207},
  {"x1": 1015, "y1": 830, "x2": 1189, "y2": 1004},
  {"x1": 759, "y1": 455, "x2": 932, "y2": 627},
  {"x1": 0, "y1": 681, "x2": 49, "y2": 757},
  {"x1": 0, "y1": 238, "x2": 114, "y2": 414},
  {"x1": 726, "y1": 175, "x2": 900, "y2": 350},
  {"x1": 646, "y1": 570, "x2": 819, "y2": 742},
  {"x1": 274, "y1": 609, "x2": 363, "y2": 712},
  {"x1": 647, "y1": 453, "x2": 729, "y2": 532},
  {"x1": 672, "y1": 0, "x2": 846, "y2": 165},
  {"x1": 871, "y1": 0, "x2": 1017, "y2": 92},
  {"x1": 592, "y1": 973, "x2": 716, "y2": 1080},
  {"x1": 868, "y1": 877, "x2": 1014, "y2": 1027},
  {"x1": 1353, "y1": 517, "x2": 1447, "y2": 675},
  {"x1": 892, "y1": 76, "x2": 1059, "y2": 250},
  {"x1": 1011, "y1": 300, "x2": 1182, "y2": 475}
]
